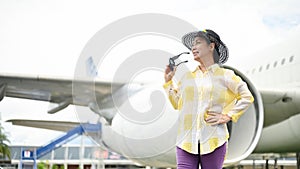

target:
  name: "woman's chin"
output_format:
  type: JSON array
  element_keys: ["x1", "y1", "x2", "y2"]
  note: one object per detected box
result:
[{"x1": 194, "y1": 56, "x2": 200, "y2": 62}]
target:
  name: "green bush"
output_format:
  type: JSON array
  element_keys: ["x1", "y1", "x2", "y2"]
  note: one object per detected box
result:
[
  {"x1": 52, "y1": 164, "x2": 58, "y2": 169},
  {"x1": 37, "y1": 162, "x2": 47, "y2": 169}
]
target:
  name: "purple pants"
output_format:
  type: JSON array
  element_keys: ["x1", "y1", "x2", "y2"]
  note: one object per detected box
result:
[{"x1": 176, "y1": 143, "x2": 227, "y2": 169}]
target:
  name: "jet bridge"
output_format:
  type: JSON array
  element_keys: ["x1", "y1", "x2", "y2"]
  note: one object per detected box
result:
[{"x1": 20, "y1": 123, "x2": 101, "y2": 169}]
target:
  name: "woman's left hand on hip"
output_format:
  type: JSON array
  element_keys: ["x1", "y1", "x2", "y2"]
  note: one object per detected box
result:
[{"x1": 205, "y1": 112, "x2": 231, "y2": 125}]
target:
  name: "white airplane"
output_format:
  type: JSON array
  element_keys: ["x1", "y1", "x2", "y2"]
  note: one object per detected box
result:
[{"x1": 1, "y1": 32, "x2": 300, "y2": 168}]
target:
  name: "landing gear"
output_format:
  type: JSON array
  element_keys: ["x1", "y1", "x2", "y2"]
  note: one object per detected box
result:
[
  {"x1": 265, "y1": 159, "x2": 269, "y2": 169},
  {"x1": 274, "y1": 158, "x2": 278, "y2": 169},
  {"x1": 297, "y1": 152, "x2": 300, "y2": 169}
]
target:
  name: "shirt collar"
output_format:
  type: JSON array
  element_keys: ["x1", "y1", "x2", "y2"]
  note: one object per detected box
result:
[{"x1": 193, "y1": 63, "x2": 220, "y2": 73}]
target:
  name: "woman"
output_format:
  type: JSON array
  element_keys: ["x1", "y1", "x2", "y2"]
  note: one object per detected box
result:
[{"x1": 163, "y1": 29, "x2": 254, "y2": 169}]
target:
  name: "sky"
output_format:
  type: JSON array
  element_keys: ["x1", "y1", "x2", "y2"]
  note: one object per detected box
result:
[{"x1": 0, "y1": 0, "x2": 300, "y2": 146}]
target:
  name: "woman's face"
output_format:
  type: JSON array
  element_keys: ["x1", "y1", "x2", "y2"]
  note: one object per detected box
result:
[{"x1": 191, "y1": 36, "x2": 214, "y2": 62}]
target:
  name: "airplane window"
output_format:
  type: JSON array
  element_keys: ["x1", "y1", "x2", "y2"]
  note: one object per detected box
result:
[
  {"x1": 252, "y1": 69, "x2": 256, "y2": 74},
  {"x1": 273, "y1": 61, "x2": 277, "y2": 67},
  {"x1": 281, "y1": 58, "x2": 285, "y2": 65},
  {"x1": 289, "y1": 55, "x2": 294, "y2": 62},
  {"x1": 266, "y1": 64, "x2": 270, "y2": 70},
  {"x1": 259, "y1": 66, "x2": 262, "y2": 72}
]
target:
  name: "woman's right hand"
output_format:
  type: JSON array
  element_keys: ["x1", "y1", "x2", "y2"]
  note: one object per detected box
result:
[{"x1": 164, "y1": 65, "x2": 176, "y2": 83}]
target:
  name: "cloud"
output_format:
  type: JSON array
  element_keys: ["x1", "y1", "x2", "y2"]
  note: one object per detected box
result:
[
  {"x1": 262, "y1": 14, "x2": 300, "y2": 30},
  {"x1": 256, "y1": 0, "x2": 300, "y2": 29}
]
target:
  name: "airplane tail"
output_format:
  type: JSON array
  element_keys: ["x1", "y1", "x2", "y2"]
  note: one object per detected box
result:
[{"x1": 86, "y1": 56, "x2": 98, "y2": 77}]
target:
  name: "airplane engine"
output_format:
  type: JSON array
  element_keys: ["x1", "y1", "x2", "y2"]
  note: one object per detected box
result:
[
  {"x1": 223, "y1": 66, "x2": 264, "y2": 165},
  {"x1": 101, "y1": 66, "x2": 264, "y2": 168}
]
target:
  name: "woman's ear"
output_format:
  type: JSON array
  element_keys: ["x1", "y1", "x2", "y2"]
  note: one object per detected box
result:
[{"x1": 209, "y1": 43, "x2": 215, "y2": 51}]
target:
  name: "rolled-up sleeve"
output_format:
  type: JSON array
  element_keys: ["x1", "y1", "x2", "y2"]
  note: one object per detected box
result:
[{"x1": 225, "y1": 70, "x2": 254, "y2": 122}]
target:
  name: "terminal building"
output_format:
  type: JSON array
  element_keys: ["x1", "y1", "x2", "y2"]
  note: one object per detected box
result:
[
  {"x1": 9, "y1": 144, "x2": 137, "y2": 169},
  {"x1": 1, "y1": 135, "x2": 139, "y2": 169}
]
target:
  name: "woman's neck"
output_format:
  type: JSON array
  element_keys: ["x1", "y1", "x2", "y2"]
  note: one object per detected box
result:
[{"x1": 197, "y1": 56, "x2": 215, "y2": 73}]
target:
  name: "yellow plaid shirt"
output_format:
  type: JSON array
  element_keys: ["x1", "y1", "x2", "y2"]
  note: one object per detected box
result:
[{"x1": 163, "y1": 64, "x2": 254, "y2": 155}]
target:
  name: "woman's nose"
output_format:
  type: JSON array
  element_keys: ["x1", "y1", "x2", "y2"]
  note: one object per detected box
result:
[{"x1": 192, "y1": 45, "x2": 196, "y2": 51}]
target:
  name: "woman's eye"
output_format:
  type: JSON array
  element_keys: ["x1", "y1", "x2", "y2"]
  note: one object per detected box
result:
[{"x1": 193, "y1": 41, "x2": 201, "y2": 46}]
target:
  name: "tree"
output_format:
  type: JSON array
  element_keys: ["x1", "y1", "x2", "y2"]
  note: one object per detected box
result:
[{"x1": 0, "y1": 126, "x2": 10, "y2": 160}]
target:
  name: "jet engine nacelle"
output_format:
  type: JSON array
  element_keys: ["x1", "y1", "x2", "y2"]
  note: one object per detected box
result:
[
  {"x1": 223, "y1": 65, "x2": 264, "y2": 166},
  {"x1": 101, "y1": 66, "x2": 264, "y2": 168}
]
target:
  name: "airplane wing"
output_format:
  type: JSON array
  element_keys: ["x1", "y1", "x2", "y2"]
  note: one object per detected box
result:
[
  {"x1": 7, "y1": 87, "x2": 299, "y2": 133},
  {"x1": 6, "y1": 119, "x2": 80, "y2": 132},
  {"x1": 2, "y1": 72, "x2": 298, "y2": 128},
  {"x1": 0, "y1": 73, "x2": 126, "y2": 115}
]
